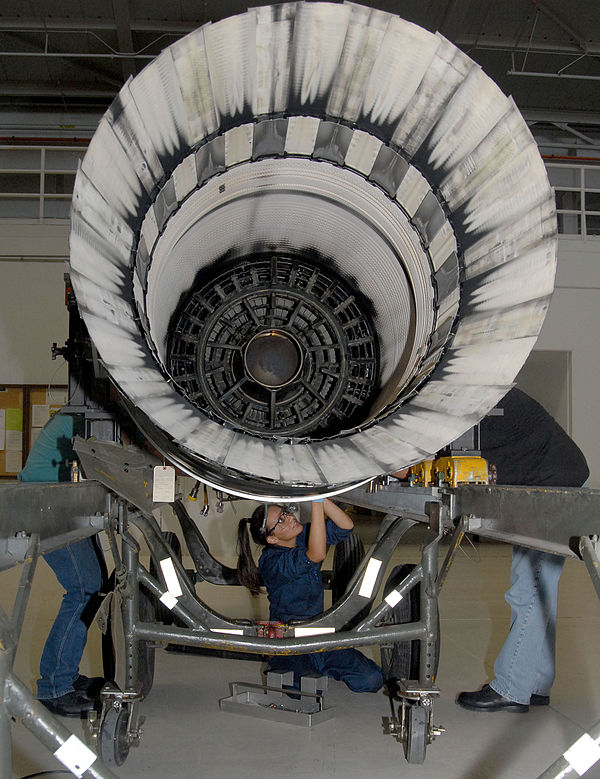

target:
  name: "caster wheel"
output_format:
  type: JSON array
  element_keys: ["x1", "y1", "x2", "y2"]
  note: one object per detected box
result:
[
  {"x1": 99, "y1": 706, "x2": 130, "y2": 767},
  {"x1": 406, "y1": 704, "x2": 427, "y2": 764}
]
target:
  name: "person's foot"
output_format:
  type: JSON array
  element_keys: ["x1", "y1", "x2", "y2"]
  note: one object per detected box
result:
[
  {"x1": 530, "y1": 693, "x2": 550, "y2": 706},
  {"x1": 73, "y1": 674, "x2": 105, "y2": 699},
  {"x1": 39, "y1": 690, "x2": 99, "y2": 718},
  {"x1": 456, "y1": 684, "x2": 529, "y2": 713}
]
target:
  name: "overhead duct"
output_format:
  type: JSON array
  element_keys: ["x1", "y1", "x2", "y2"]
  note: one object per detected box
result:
[{"x1": 68, "y1": 2, "x2": 557, "y2": 500}]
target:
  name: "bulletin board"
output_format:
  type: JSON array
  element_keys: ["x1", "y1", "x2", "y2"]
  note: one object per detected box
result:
[
  {"x1": 0, "y1": 384, "x2": 68, "y2": 479},
  {"x1": 0, "y1": 386, "x2": 24, "y2": 478}
]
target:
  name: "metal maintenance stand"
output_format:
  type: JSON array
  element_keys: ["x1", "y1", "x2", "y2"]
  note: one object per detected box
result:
[{"x1": 2, "y1": 445, "x2": 600, "y2": 774}]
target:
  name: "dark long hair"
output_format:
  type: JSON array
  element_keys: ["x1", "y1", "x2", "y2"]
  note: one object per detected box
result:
[{"x1": 237, "y1": 504, "x2": 272, "y2": 596}]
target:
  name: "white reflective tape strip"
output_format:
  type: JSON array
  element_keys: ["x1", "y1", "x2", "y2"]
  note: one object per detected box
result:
[
  {"x1": 294, "y1": 627, "x2": 336, "y2": 637},
  {"x1": 385, "y1": 589, "x2": 403, "y2": 608},
  {"x1": 358, "y1": 558, "x2": 383, "y2": 598},
  {"x1": 54, "y1": 735, "x2": 97, "y2": 778},
  {"x1": 159, "y1": 591, "x2": 178, "y2": 610},
  {"x1": 160, "y1": 557, "x2": 183, "y2": 598},
  {"x1": 209, "y1": 628, "x2": 245, "y2": 635},
  {"x1": 564, "y1": 733, "x2": 600, "y2": 776}
]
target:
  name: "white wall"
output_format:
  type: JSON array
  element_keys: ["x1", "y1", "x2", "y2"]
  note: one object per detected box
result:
[
  {"x1": 0, "y1": 222, "x2": 598, "y2": 484},
  {"x1": 535, "y1": 238, "x2": 600, "y2": 486},
  {"x1": 0, "y1": 222, "x2": 69, "y2": 385}
]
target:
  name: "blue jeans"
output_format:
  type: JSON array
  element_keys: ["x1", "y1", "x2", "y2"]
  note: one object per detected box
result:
[
  {"x1": 490, "y1": 546, "x2": 565, "y2": 705},
  {"x1": 266, "y1": 649, "x2": 383, "y2": 693},
  {"x1": 37, "y1": 536, "x2": 103, "y2": 699}
]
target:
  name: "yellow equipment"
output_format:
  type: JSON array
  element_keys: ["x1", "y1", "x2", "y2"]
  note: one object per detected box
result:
[
  {"x1": 409, "y1": 460, "x2": 435, "y2": 487},
  {"x1": 432, "y1": 455, "x2": 489, "y2": 487}
]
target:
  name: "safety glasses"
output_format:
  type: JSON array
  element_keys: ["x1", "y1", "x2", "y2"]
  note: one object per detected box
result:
[{"x1": 261, "y1": 505, "x2": 294, "y2": 537}]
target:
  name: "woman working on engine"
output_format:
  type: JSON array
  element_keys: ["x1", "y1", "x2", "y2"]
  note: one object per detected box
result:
[{"x1": 236, "y1": 498, "x2": 382, "y2": 692}]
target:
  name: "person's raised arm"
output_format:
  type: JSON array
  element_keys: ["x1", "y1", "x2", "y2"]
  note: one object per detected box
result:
[
  {"x1": 322, "y1": 497, "x2": 354, "y2": 530},
  {"x1": 306, "y1": 501, "x2": 327, "y2": 562}
]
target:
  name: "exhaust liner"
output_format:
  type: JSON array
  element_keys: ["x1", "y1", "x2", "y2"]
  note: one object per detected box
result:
[{"x1": 68, "y1": 2, "x2": 557, "y2": 500}]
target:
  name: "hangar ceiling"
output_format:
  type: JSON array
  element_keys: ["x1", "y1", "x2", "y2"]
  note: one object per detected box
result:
[{"x1": 0, "y1": 0, "x2": 599, "y2": 151}]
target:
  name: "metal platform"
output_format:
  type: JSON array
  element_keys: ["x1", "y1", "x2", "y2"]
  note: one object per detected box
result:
[
  {"x1": 0, "y1": 480, "x2": 108, "y2": 571},
  {"x1": 219, "y1": 672, "x2": 334, "y2": 727}
]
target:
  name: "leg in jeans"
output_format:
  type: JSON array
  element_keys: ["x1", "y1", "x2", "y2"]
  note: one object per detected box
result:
[
  {"x1": 37, "y1": 536, "x2": 103, "y2": 699},
  {"x1": 266, "y1": 649, "x2": 382, "y2": 692},
  {"x1": 313, "y1": 649, "x2": 383, "y2": 692},
  {"x1": 490, "y1": 546, "x2": 564, "y2": 704}
]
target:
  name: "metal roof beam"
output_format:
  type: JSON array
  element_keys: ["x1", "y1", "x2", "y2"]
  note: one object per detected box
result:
[
  {"x1": 454, "y1": 36, "x2": 600, "y2": 56},
  {"x1": 111, "y1": 0, "x2": 136, "y2": 80},
  {"x1": 0, "y1": 82, "x2": 117, "y2": 97},
  {"x1": 523, "y1": 108, "x2": 600, "y2": 127},
  {"x1": 530, "y1": 0, "x2": 589, "y2": 54},
  {"x1": 0, "y1": 18, "x2": 198, "y2": 34}
]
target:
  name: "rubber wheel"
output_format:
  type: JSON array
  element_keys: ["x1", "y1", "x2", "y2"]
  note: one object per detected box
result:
[
  {"x1": 99, "y1": 706, "x2": 130, "y2": 767},
  {"x1": 380, "y1": 564, "x2": 440, "y2": 690},
  {"x1": 332, "y1": 533, "x2": 370, "y2": 627},
  {"x1": 406, "y1": 704, "x2": 427, "y2": 764},
  {"x1": 102, "y1": 570, "x2": 156, "y2": 700}
]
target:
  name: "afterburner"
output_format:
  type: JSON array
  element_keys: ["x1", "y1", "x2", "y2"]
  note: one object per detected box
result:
[{"x1": 68, "y1": 2, "x2": 557, "y2": 499}]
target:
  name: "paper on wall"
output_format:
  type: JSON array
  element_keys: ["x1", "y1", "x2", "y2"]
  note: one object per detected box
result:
[
  {"x1": 5, "y1": 450, "x2": 22, "y2": 473},
  {"x1": 5, "y1": 430, "x2": 22, "y2": 451},
  {"x1": 32, "y1": 404, "x2": 50, "y2": 427},
  {"x1": 6, "y1": 408, "x2": 23, "y2": 431}
]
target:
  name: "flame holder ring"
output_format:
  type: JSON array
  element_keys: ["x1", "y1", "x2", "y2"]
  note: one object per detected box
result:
[{"x1": 168, "y1": 255, "x2": 378, "y2": 437}]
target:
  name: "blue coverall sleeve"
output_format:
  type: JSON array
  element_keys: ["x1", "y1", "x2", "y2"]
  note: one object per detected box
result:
[
  {"x1": 325, "y1": 520, "x2": 352, "y2": 546},
  {"x1": 18, "y1": 412, "x2": 75, "y2": 483}
]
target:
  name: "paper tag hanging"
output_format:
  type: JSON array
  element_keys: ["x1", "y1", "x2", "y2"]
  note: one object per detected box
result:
[{"x1": 153, "y1": 465, "x2": 175, "y2": 502}]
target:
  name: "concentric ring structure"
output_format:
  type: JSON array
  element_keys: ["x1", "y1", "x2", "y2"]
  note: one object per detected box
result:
[{"x1": 69, "y1": 2, "x2": 557, "y2": 500}]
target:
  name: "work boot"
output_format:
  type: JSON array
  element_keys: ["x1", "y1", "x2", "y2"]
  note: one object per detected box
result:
[
  {"x1": 39, "y1": 690, "x2": 99, "y2": 718},
  {"x1": 73, "y1": 674, "x2": 105, "y2": 699},
  {"x1": 456, "y1": 684, "x2": 529, "y2": 713}
]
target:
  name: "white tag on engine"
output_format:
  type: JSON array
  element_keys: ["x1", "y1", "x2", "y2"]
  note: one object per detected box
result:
[{"x1": 153, "y1": 465, "x2": 175, "y2": 502}]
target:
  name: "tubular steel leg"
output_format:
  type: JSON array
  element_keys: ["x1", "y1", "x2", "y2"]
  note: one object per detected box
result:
[
  {"x1": 9, "y1": 535, "x2": 40, "y2": 668},
  {"x1": 0, "y1": 631, "x2": 12, "y2": 779},
  {"x1": 419, "y1": 535, "x2": 440, "y2": 684},
  {"x1": 4, "y1": 673, "x2": 119, "y2": 779},
  {"x1": 121, "y1": 537, "x2": 141, "y2": 693},
  {"x1": 579, "y1": 536, "x2": 600, "y2": 601},
  {"x1": 437, "y1": 517, "x2": 466, "y2": 591},
  {"x1": 1, "y1": 535, "x2": 41, "y2": 779}
]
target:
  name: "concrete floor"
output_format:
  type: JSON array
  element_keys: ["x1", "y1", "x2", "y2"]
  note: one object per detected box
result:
[{"x1": 4, "y1": 517, "x2": 600, "y2": 779}]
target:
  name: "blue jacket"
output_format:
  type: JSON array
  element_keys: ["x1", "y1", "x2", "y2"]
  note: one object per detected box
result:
[{"x1": 258, "y1": 520, "x2": 351, "y2": 622}]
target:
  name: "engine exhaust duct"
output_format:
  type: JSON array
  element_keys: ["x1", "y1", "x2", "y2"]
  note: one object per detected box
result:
[{"x1": 68, "y1": 2, "x2": 557, "y2": 500}]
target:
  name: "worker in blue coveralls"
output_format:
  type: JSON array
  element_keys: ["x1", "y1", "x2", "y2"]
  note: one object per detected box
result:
[
  {"x1": 237, "y1": 498, "x2": 383, "y2": 692},
  {"x1": 456, "y1": 388, "x2": 589, "y2": 712},
  {"x1": 18, "y1": 410, "x2": 105, "y2": 717}
]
